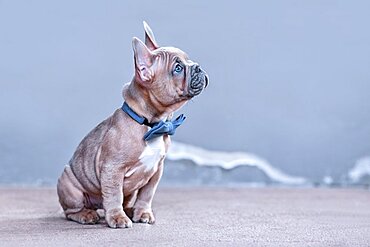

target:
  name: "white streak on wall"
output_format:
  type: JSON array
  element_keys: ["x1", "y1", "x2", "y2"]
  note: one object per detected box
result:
[
  {"x1": 167, "y1": 141, "x2": 307, "y2": 185},
  {"x1": 348, "y1": 157, "x2": 370, "y2": 182}
]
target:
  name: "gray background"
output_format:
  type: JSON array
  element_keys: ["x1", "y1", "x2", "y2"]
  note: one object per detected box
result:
[{"x1": 1, "y1": 0, "x2": 369, "y2": 185}]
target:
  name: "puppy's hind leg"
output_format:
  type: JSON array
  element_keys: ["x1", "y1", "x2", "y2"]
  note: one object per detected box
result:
[
  {"x1": 122, "y1": 190, "x2": 138, "y2": 219},
  {"x1": 57, "y1": 166, "x2": 100, "y2": 224}
]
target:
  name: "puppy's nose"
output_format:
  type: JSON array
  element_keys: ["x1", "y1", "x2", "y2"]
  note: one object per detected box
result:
[{"x1": 194, "y1": 65, "x2": 201, "y2": 73}]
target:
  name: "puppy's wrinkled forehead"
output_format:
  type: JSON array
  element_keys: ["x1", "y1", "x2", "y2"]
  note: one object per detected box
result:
[{"x1": 153, "y1": 47, "x2": 191, "y2": 66}]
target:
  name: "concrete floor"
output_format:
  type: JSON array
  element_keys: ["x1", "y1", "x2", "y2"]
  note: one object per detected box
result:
[{"x1": 0, "y1": 187, "x2": 369, "y2": 246}]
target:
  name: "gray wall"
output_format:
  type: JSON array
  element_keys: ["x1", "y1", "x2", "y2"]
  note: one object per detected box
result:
[{"x1": 1, "y1": 0, "x2": 369, "y2": 184}]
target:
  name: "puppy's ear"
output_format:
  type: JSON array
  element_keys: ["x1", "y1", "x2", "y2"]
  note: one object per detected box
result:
[
  {"x1": 143, "y1": 21, "x2": 159, "y2": 51},
  {"x1": 132, "y1": 37, "x2": 154, "y2": 83}
]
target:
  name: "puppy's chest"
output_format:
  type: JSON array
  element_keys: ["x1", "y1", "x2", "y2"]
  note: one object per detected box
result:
[
  {"x1": 139, "y1": 137, "x2": 166, "y2": 170},
  {"x1": 125, "y1": 137, "x2": 166, "y2": 178}
]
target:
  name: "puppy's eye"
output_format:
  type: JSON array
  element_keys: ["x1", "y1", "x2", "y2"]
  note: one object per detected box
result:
[{"x1": 173, "y1": 63, "x2": 183, "y2": 74}]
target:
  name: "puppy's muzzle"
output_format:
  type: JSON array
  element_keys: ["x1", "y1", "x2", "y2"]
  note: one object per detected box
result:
[{"x1": 188, "y1": 64, "x2": 209, "y2": 97}]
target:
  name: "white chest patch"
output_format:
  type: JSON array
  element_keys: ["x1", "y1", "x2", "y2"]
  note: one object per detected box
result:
[{"x1": 139, "y1": 136, "x2": 166, "y2": 172}]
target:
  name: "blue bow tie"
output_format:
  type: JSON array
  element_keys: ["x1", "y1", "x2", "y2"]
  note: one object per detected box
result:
[{"x1": 121, "y1": 102, "x2": 186, "y2": 141}]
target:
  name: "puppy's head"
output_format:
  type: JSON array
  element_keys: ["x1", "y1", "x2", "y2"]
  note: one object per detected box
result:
[{"x1": 132, "y1": 22, "x2": 208, "y2": 112}]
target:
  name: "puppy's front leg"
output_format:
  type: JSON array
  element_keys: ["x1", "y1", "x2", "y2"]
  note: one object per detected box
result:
[
  {"x1": 132, "y1": 161, "x2": 164, "y2": 224},
  {"x1": 101, "y1": 166, "x2": 132, "y2": 228}
]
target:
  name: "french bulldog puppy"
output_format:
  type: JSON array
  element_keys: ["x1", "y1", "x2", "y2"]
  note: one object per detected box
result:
[{"x1": 57, "y1": 22, "x2": 208, "y2": 228}]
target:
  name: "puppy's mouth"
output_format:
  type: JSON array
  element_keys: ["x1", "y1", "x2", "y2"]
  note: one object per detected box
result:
[{"x1": 187, "y1": 65, "x2": 209, "y2": 97}]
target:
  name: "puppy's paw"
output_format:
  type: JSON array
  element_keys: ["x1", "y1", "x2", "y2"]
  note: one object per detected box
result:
[
  {"x1": 67, "y1": 209, "x2": 100, "y2": 224},
  {"x1": 106, "y1": 209, "x2": 132, "y2": 228},
  {"x1": 132, "y1": 208, "x2": 155, "y2": 224}
]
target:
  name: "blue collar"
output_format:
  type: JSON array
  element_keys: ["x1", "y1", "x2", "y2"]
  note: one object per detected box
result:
[
  {"x1": 121, "y1": 102, "x2": 186, "y2": 141},
  {"x1": 121, "y1": 102, "x2": 155, "y2": 127}
]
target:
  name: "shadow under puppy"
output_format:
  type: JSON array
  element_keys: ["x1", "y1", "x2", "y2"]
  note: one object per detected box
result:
[{"x1": 57, "y1": 22, "x2": 208, "y2": 228}]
